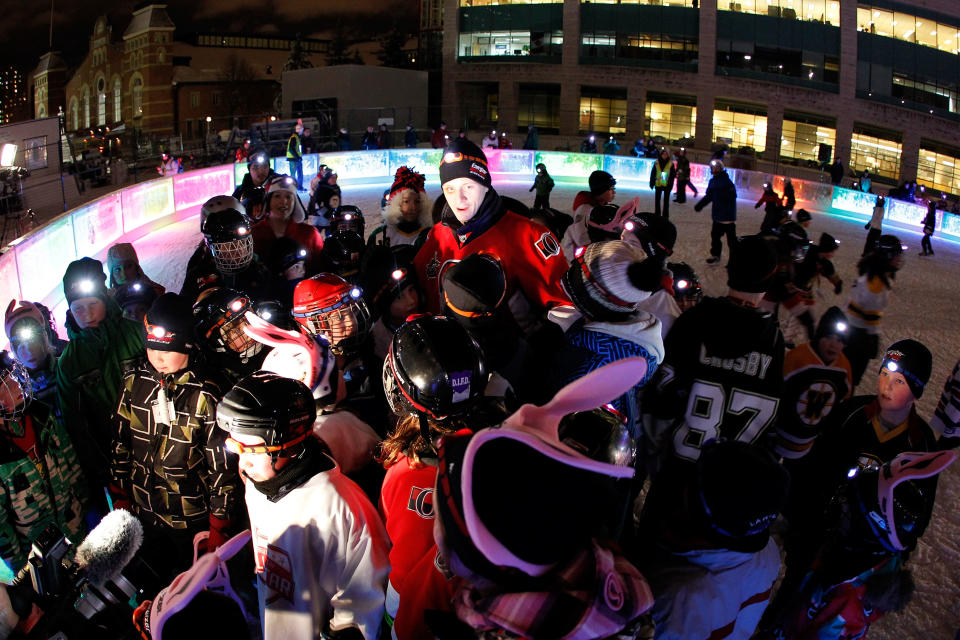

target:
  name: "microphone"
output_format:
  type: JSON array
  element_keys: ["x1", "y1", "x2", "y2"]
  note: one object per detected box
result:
[{"x1": 75, "y1": 509, "x2": 144, "y2": 588}]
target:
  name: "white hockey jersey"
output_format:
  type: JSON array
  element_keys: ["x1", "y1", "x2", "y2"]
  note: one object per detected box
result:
[{"x1": 244, "y1": 457, "x2": 391, "y2": 639}]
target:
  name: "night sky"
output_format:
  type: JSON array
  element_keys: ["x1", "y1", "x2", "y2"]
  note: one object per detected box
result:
[{"x1": 5, "y1": 0, "x2": 418, "y2": 72}]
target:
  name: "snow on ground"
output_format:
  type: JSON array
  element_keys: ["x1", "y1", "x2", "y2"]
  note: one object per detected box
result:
[{"x1": 136, "y1": 179, "x2": 960, "y2": 639}]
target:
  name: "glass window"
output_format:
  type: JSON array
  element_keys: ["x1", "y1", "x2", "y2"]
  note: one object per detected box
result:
[
  {"x1": 938, "y1": 23, "x2": 958, "y2": 54},
  {"x1": 83, "y1": 88, "x2": 90, "y2": 129},
  {"x1": 191, "y1": 93, "x2": 200, "y2": 108},
  {"x1": 132, "y1": 77, "x2": 143, "y2": 116},
  {"x1": 580, "y1": 88, "x2": 627, "y2": 134},
  {"x1": 645, "y1": 101, "x2": 697, "y2": 143},
  {"x1": 781, "y1": 117, "x2": 835, "y2": 163},
  {"x1": 462, "y1": 0, "x2": 563, "y2": 5},
  {"x1": 916, "y1": 19, "x2": 937, "y2": 48},
  {"x1": 712, "y1": 104, "x2": 767, "y2": 152},
  {"x1": 97, "y1": 93, "x2": 106, "y2": 126},
  {"x1": 893, "y1": 12, "x2": 915, "y2": 42},
  {"x1": 720, "y1": 0, "x2": 837, "y2": 23},
  {"x1": 918, "y1": 147, "x2": 960, "y2": 194},
  {"x1": 871, "y1": 9, "x2": 894, "y2": 37},
  {"x1": 518, "y1": 83, "x2": 561, "y2": 135},
  {"x1": 23, "y1": 136, "x2": 47, "y2": 170},
  {"x1": 113, "y1": 78, "x2": 121, "y2": 122},
  {"x1": 859, "y1": 5, "x2": 960, "y2": 53},
  {"x1": 850, "y1": 131, "x2": 901, "y2": 180},
  {"x1": 459, "y1": 30, "x2": 562, "y2": 57}
]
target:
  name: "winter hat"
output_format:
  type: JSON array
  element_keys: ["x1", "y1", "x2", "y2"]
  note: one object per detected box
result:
[
  {"x1": 588, "y1": 170, "x2": 616, "y2": 196},
  {"x1": 696, "y1": 440, "x2": 790, "y2": 550},
  {"x1": 442, "y1": 253, "x2": 506, "y2": 321},
  {"x1": 264, "y1": 175, "x2": 304, "y2": 223},
  {"x1": 5, "y1": 300, "x2": 46, "y2": 343},
  {"x1": 819, "y1": 232, "x2": 839, "y2": 253},
  {"x1": 562, "y1": 240, "x2": 652, "y2": 321},
  {"x1": 114, "y1": 280, "x2": 160, "y2": 312},
  {"x1": 880, "y1": 339, "x2": 932, "y2": 399},
  {"x1": 586, "y1": 204, "x2": 623, "y2": 243},
  {"x1": 144, "y1": 293, "x2": 195, "y2": 353},
  {"x1": 388, "y1": 166, "x2": 426, "y2": 200},
  {"x1": 439, "y1": 138, "x2": 490, "y2": 188},
  {"x1": 795, "y1": 208, "x2": 812, "y2": 224},
  {"x1": 814, "y1": 306, "x2": 850, "y2": 343},
  {"x1": 63, "y1": 257, "x2": 109, "y2": 306},
  {"x1": 107, "y1": 243, "x2": 140, "y2": 277},
  {"x1": 265, "y1": 237, "x2": 307, "y2": 275},
  {"x1": 726, "y1": 235, "x2": 778, "y2": 293}
]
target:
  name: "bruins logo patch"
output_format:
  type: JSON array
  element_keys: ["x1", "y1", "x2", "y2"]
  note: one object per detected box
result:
[{"x1": 534, "y1": 232, "x2": 561, "y2": 260}]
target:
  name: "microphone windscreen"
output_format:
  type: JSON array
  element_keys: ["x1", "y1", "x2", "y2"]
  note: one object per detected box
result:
[{"x1": 75, "y1": 510, "x2": 144, "y2": 587}]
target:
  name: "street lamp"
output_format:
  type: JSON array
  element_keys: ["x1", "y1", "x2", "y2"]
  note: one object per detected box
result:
[{"x1": 204, "y1": 116, "x2": 212, "y2": 161}]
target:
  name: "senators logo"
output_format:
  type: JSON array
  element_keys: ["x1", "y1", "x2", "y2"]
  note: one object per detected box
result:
[
  {"x1": 407, "y1": 485, "x2": 435, "y2": 519},
  {"x1": 534, "y1": 232, "x2": 561, "y2": 260}
]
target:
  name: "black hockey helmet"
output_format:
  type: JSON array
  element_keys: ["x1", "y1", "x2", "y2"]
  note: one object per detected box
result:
[
  {"x1": 321, "y1": 230, "x2": 365, "y2": 278},
  {"x1": 0, "y1": 350, "x2": 32, "y2": 420},
  {"x1": 382, "y1": 315, "x2": 486, "y2": 421},
  {"x1": 265, "y1": 237, "x2": 307, "y2": 276},
  {"x1": 360, "y1": 244, "x2": 417, "y2": 320},
  {"x1": 558, "y1": 406, "x2": 635, "y2": 468},
  {"x1": 192, "y1": 287, "x2": 262, "y2": 359},
  {"x1": 586, "y1": 204, "x2": 622, "y2": 243},
  {"x1": 667, "y1": 261, "x2": 703, "y2": 309},
  {"x1": 875, "y1": 234, "x2": 905, "y2": 264},
  {"x1": 623, "y1": 211, "x2": 676, "y2": 261},
  {"x1": 240, "y1": 186, "x2": 267, "y2": 222},
  {"x1": 217, "y1": 371, "x2": 316, "y2": 459},
  {"x1": 200, "y1": 198, "x2": 254, "y2": 274},
  {"x1": 815, "y1": 306, "x2": 850, "y2": 343},
  {"x1": 328, "y1": 205, "x2": 366, "y2": 238}
]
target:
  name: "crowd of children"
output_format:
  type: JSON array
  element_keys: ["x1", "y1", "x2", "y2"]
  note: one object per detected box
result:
[{"x1": 1, "y1": 138, "x2": 957, "y2": 640}]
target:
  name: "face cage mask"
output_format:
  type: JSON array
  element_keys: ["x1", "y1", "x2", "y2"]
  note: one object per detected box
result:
[
  {"x1": 219, "y1": 315, "x2": 263, "y2": 359},
  {"x1": 299, "y1": 298, "x2": 371, "y2": 355},
  {"x1": 0, "y1": 362, "x2": 32, "y2": 420},
  {"x1": 208, "y1": 238, "x2": 254, "y2": 274}
]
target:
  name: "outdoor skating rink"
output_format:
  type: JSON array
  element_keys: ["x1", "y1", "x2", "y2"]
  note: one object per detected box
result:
[{"x1": 137, "y1": 179, "x2": 960, "y2": 639}]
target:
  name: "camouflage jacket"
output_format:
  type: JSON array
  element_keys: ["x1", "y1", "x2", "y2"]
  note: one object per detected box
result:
[
  {"x1": 111, "y1": 364, "x2": 241, "y2": 532},
  {"x1": 0, "y1": 400, "x2": 88, "y2": 577}
]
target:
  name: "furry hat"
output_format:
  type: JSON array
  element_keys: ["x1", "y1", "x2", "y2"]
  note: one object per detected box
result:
[
  {"x1": 561, "y1": 241, "x2": 653, "y2": 321},
  {"x1": 264, "y1": 175, "x2": 304, "y2": 223},
  {"x1": 383, "y1": 167, "x2": 433, "y2": 228}
]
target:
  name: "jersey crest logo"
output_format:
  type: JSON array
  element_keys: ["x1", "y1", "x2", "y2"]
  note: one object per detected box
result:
[
  {"x1": 534, "y1": 232, "x2": 560, "y2": 260},
  {"x1": 261, "y1": 544, "x2": 295, "y2": 605},
  {"x1": 425, "y1": 252, "x2": 441, "y2": 279},
  {"x1": 407, "y1": 485, "x2": 435, "y2": 519}
]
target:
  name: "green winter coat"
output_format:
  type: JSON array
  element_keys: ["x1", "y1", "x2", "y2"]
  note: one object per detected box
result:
[
  {"x1": 55, "y1": 297, "x2": 145, "y2": 488},
  {"x1": 0, "y1": 401, "x2": 88, "y2": 580}
]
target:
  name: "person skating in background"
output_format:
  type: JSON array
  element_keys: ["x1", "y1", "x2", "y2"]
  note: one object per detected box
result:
[
  {"x1": 650, "y1": 147, "x2": 676, "y2": 220},
  {"x1": 307, "y1": 166, "x2": 342, "y2": 229},
  {"x1": 286, "y1": 121, "x2": 304, "y2": 190},
  {"x1": 430, "y1": 121, "x2": 448, "y2": 149},
  {"x1": 756, "y1": 181, "x2": 786, "y2": 233},
  {"x1": 216, "y1": 372, "x2": 390, "y2": 639},
  {"x1": 404, "y1": 123, "x2": 418, "y2": 148},
  {"x1": 631, "y1": 139, "x2": 645, "y2": 158},
  {"x1": 673, "y1": 147, "x2": 698, "y2": 203},
  {"x1": 603, "y1": 135, "x2": 620, "y2": 155},
  {"x1": 920, "y1": 200, "x2": 936, "y2": 256},
  {"x1": 158, "y1": 151, "x2": 180, "y2": 176},
  {"x1": 337, "y1": 127, "x2": 352, "y2": 151},
  {"x1": 580, "y1": 133, "x2": 598, "y2": 154},
  {"x1": 694, "y1": 159, "x2": 738, "y2": 265},
  {"x1": 232, "y1": 150, "x2": 277, "y2": 203},
  {"x1": 56, "y1": 257, "x2": 145, "y2": 514},
  {"x1": 376, "y1": 123, "x2": 392, "y2": 149},
  {"x1": 498, "y1": 131, "x2": 512, "y2": 149},
  {"x1": 783, "y1": 177, "x2": 796, "y2": 213},
  {"x1": 522, "y1": 123, "x2": 539, "y2": 150},
  {"x1": 845, "y1": 234, "x2": 903, "y2": 387},
  {"x1": 0, "y1": 352, "x2": 88, "y2": 581},
  {"x1": 481, "y1": 130, "x2": 497, "y2": 149},
  {"x1": 529, "y1": 162, "x2": 555, "y2": 210},
  {"x1": 368, "y1": 166, "x2": 432, "y2": 248},
  {"x1": 562, "y1": 169, "x2": 617, "y2": 259},
  {"x1": 111, "y1": 293, "x2": 242, "y2": 577},
  {"x1": 863, "y1": 194, "x2": 884, "y2": 256},
  {"x1": 830, "y1": 158, "x2": 844, "y2": 186}
]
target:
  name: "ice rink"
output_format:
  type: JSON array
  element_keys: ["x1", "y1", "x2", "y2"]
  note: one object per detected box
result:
[{"x1": 136, "y1": 178, "x2": 960, "y2": 639}]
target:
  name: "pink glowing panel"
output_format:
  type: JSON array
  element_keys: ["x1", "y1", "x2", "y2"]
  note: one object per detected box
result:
[
  {"x1": 14, "y1": 216, "x2": 77, "y2": 302},
  {"x1": 121, "y1": 179, "x2": 176, "y2": 233},
  {"x1": 173, "y1": 166, "x2": 235, "y2": 210},
  {"x1": 72, "y1": 192, "x2": 124, "y2": 258},
  {"x1": 0, "y1": 251, "x2": 21, "y2": 315}
]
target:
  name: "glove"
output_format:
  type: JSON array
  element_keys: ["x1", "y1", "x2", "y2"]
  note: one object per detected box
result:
[
  {"x1": 834, "y1": 280, "x2": 843, "y2": 295},
  {"x1": 864, "y1": 223, "x2": 871, "y2": 230},
  {"x1": 529, "y1": 186, "x2": 535, "y2": 192},
  {"x1": 694, "y1": 204, "x2": 703, "y2": 212},
  {"x1": 205, "y1": 514, "x2": 233, "y2": 553}
]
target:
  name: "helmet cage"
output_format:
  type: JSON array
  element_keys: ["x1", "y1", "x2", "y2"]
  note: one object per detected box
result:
[
  {"x1": 0, "y1": 357, "x2": 32, "y2": 419},
  {"x1": 208, "y1": 237, "x2": 254, "y2": 274},
  {"x1": 293, "y1": 288, "x2": 371, "y2": 354}
]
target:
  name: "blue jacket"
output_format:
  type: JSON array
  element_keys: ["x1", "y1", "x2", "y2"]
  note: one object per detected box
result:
[{"x1": 696, "y1": 170, "x2": 738, "y2": 223}]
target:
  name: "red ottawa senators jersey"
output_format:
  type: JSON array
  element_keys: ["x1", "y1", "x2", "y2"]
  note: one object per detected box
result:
[
  {"x1": 774, "y1": 342, "x2": 853, "y2": 460},
  {"x1": 644, "y1": 296, "x2": 785, "y2": 465},
  {"x1": 413, "y1": 209, "x2": 570, "y2": 315}
]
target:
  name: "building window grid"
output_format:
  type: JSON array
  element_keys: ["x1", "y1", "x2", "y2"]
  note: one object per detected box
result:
[
  {"x1": 459, "y1": 0, "x2": 562, "y2": 5},
  {"x1": 780, "y1": 118, "x2": 835, "y2": 163},
  {"x1": 581, "y1": 31, "x2": 699, "y2": 62},
  {"x1": 892, "y1": 75, "x2": 959, "y2": 114},
  {"x1": 850, "y1": 131, "x2": 902, "y2": 180},
  {"x1": 720, "y1": 0, "x2": 839, "y2": 25},
  {"x1": 645, "y1": 101, "x2": 697, "y2": 143},
  {"x1": 579, "y1": 91, "x2": 628, "y2": 134},
  {"x1": 712, "y1": 106, "x2": 768, "y2": 152},
  {"x1": 518, "y1": 84, "x2": 561, "y2": 134},
  {"x1": 459, "y1": 30, "x2": 562, "y2": 57},
  {"x1": 113, "y1": 79, "x2": 122, "y2": 122},
  {"x1": 857, "y1": 6, "x2": 960, "y2": 55},
  {"x1": 918, "y1": 148, "x2": 960, "y2": 194}
]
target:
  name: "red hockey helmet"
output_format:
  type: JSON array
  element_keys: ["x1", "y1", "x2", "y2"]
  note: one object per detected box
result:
[{"x1": 292, "y1": 274, "x2": 371, "y2": 354}]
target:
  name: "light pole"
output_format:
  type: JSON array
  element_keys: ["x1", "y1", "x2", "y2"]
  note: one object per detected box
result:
[{"x1": 205, "y1": 116, "x2": 212, "y2": 163}]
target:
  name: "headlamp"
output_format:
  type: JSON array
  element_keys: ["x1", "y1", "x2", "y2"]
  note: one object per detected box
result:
[
  {"x1": 298, "y1": 249, "x2": 307, "y2": 258},
  {"x1": 836, "y1": 321, "x2": 847, "y2": 333},
  {"x1": 676, "y1": 279, "x2": 689, "y2": 290},
  {"x1": 151, "y1": 326, "x2": 167, "y2": 338},
  {"x1": 574, "y1": 246, "x2": 585, "y2": 258},
  {"x1": 885, "y1": 360, "x2": 899, "y2": 372},
  {"x1": 391, "y1": 269, "x2": 405, "y2": 281},
  {"x1": 132, "y1": 283, "x2": 142, "y2": 291},
  {"x1": 350, "y1": 288, "x2": 362, "y2": 299},
  {"x1": 237, "y1": 226, "x2": 248, "y2": 235},
  {"x1": 77, "y1": 280, "x2": 96, "y2": 294},
  {"x1": 230, "y1": 299, "x2": 244, "y2": 312},
  {"x1": 261, "y1": 311, "x2": 273, "y2": 321},
  {"x1": 623, "y1": 220, "x2": 635, "y2": 231},
  {"x1": 17, "y1": 326, "x2": 34, "y2": 341}
]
